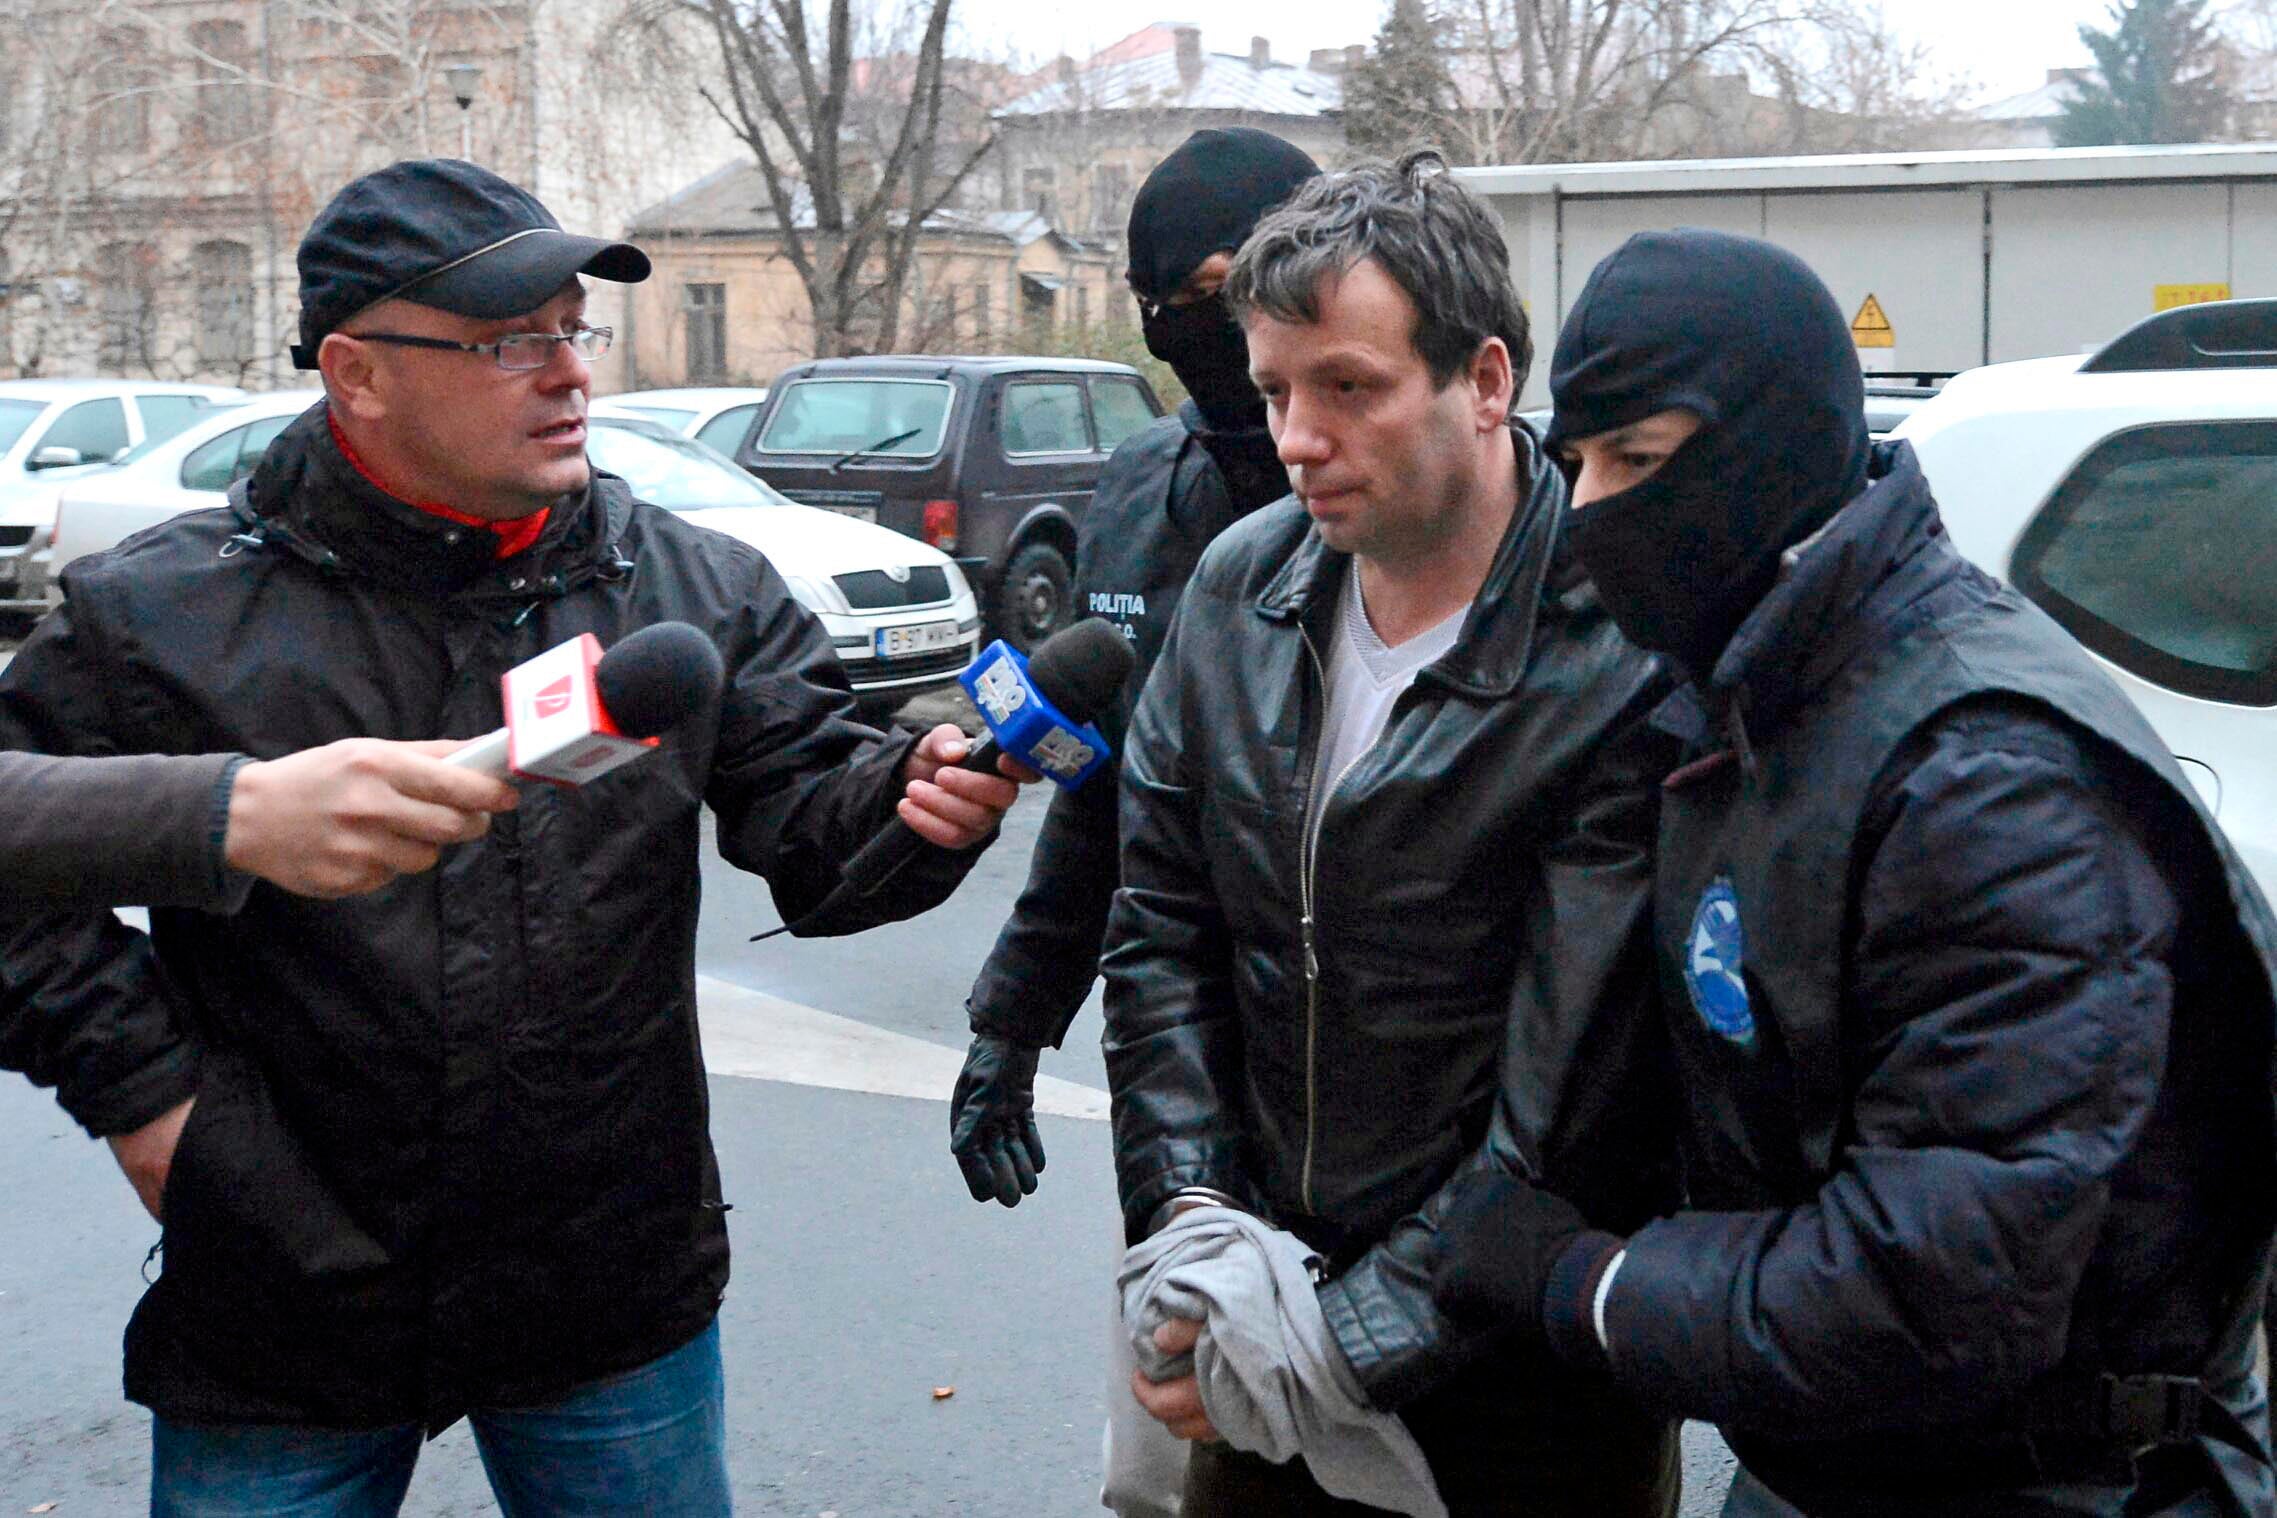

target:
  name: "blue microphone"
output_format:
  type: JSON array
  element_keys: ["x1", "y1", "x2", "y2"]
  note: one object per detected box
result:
[
  {"x1": 959, "y1": 638, "x2": 1118, "y2": 792},
  {"x1": 754, "y1": 619, "x2": 1136, "y2": 938}
]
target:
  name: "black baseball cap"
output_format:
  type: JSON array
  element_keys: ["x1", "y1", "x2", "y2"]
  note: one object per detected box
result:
[{"x1": 290, "y1": 158, "x2": 650, "y2": 369}]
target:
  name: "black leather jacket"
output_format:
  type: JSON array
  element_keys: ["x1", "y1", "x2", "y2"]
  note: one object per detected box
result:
[{"x1": 1100, "y1": 427, "x2": 1682, "y2": 1407}]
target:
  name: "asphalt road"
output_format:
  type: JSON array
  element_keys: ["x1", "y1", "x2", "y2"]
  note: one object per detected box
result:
[{"x1": 0, "y1": 660, "x2": 1737, "y2": 1515}]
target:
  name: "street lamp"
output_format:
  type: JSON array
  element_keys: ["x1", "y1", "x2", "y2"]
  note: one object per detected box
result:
[{"x1": 444, "y1": 62, "x2": 483, "y2": 160}]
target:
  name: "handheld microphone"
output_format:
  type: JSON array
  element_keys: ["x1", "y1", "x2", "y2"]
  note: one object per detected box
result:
[
  {"x1": 447, "y1": 622, "x2": 726, "y2": 784},
  {"x1": 752, "y1": 618, "x2": 1136, "y2": 940}
]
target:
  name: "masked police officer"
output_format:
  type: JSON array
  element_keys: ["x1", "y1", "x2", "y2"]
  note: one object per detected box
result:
[
  {"x1": 1432, "y1": 229, "x2": 2277, "y2": 1517},
  {"x1": 948, "y1": 129, "x2": 1320, "y2": 1205}
]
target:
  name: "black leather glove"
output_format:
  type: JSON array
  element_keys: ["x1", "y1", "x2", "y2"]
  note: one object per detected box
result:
[
  {"x1": 1432, "y1": 1169, "x2": 1606, "y2": 1340},
  {"x1": 950, "y1": 1033, "x2": 1046, "y2": 1207}
]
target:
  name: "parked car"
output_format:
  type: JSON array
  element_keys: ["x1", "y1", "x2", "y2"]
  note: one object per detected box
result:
[
  {"x1": 45, "y1": 390, "x2": 321, "y2": 599},
  {"x1": 50, "y1": 396, "x2": 980, "y2": 714},
  {"x1": 1863, "y1": 375, "x2": 1949, "y2": 439},
  {"x1": 590, "y1": 408, "x2": 982, "y2": 712},
  {"x1": 1897, "y1": 298, "x2": 2277, "y2": 901},
  {"x1": 605, "y1": 386, "x2": 770, "y2": 458},
  {"x1": 0, "y1": 379, "x2": 246, "y2": 617},
  {"x1": 735, "y1": 355, "x2": 1164, "y2": 651}
]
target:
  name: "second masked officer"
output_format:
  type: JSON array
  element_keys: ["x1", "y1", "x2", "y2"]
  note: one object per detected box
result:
[
  {"x1": 1435, "y1": 231, "x2": 2277, "y2": 1517},
  {"x1": 948, "y1": 128, "x2": 1320, "y2": 1206}
]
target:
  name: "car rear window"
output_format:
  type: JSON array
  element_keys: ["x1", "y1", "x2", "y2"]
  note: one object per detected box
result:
[
  {"x1": 137, "y1": 394, "x2": 232, "y2": 446},
  {"x1": 757, "y1": 378, "x2": 952, "y2": 459},
  {"x1": 2011, "y1": 420, "x2": 2277, "y2": 706}
]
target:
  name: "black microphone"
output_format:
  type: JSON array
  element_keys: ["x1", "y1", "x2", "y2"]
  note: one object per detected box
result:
[
  {"x1": 753, "y1": 619, "x2": 1136, "y2": 940},
  {"x1": 596, "y1": 622, "x2": 727, "y2": 737}
]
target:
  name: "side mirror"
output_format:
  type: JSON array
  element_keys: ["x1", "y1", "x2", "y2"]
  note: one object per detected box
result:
[{"x1": 26, "y1": 446, "x2": 84, "y2": 471}]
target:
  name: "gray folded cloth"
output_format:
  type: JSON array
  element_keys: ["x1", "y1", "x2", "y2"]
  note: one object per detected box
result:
[{"x1": 1114, "y1": 1206, "x2": 1448, "y2": 1518}]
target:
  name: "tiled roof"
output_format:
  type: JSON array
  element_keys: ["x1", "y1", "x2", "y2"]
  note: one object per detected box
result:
[
  {"x1": 995, "y1": 47, "x2": 1341, "y2": 119},
  {"x1": 627, "y1": 163, "x2": 1086, "y2": 245}
]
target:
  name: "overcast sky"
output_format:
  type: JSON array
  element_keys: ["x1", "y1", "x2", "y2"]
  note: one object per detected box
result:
[{"x1": 956, "y1": 0, "x2": 2113, "y2": 109}]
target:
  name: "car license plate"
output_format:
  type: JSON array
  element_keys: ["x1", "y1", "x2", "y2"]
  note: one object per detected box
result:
[
  {"x1": 821, "y1": 504, "x2": 877, "y2": 523},
  {"x1": 875, "y1": 620, "x2": 960, "y2": 659}
]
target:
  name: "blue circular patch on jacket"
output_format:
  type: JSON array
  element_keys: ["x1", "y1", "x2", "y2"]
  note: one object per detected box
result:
[{"x1": 1685, "y1": 877, "x2": 1754, "y2": 1043}]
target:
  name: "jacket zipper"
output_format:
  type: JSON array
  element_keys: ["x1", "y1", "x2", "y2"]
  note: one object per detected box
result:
[{"x1": 1296, "y1": 624, "x2": 1379, "y2": 1215}]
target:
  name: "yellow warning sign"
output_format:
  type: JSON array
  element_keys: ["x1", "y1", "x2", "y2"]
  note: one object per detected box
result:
[
  {"x1": 2154, "y1": 282, "x2": 2231, "y2": 312},
  {"x1": 1851, "y1": 293, "x2": 1895, "y2": 349}
]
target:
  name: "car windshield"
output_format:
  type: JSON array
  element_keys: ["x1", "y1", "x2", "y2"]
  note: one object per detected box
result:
[
  {"x1": 586, "y1": 419, "x2": 792, "y2": 510},
  {"x1": 0, "y1": 399, "x2": 45, "y2": 456},
  {"x1": 618, "y1": 405, "x2": 697, "y2": 429},
  {"x1": 757, "y1": 378, "x2": 951, "y2": 458}
]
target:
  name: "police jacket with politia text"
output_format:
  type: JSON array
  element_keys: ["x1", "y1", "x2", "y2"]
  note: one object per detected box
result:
[
  {"x1": 1605, "y1": 444, "x2": 2277, "y2": 1516},
  {"x1": 1101, "y1": 425, "x2": 1683, "y2": 1425},
  {"x1": 965, "y1": 401, "x2": 1264, "y2": 1047},
  {"x1": 0, "y1": 402, "x2": 983, "y2": 1430}
]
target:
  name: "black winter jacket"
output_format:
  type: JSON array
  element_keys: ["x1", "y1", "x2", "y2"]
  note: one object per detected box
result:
[
  {"x1": 0, "y1": 404, "x2": 979, "y2": 1429},
  {"x1": 967, "y1": 402, "x2": 1263, "y2": 1046},
  {"x1": 1100, "y1": 427, "x2": 1681, "y2": 1416},
  {"x1": 1602, "y1": 447, "x2": 2277, "y2": 1514}
]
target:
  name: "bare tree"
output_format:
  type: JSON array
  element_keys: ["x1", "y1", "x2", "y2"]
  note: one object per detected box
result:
[
  {"x1": 643, "y1": 0, "x2": 999, "y2": 357},
  {"x1": 1396, "y1": 0, "x2": 1974, "y2": 164}
]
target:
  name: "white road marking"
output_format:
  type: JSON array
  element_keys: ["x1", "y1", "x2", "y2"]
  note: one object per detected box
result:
[
  {"x1": 696, "y1": 974, "x2": 1109, "y2": 1120},
  {"x1": 106, "y1": 914, "x2": 1102, "y2": 1120}
]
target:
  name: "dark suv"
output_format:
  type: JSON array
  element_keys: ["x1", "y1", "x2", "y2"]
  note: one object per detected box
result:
[{"x1": 735, "y1": 356, "x2": 1163, "y2": 651}]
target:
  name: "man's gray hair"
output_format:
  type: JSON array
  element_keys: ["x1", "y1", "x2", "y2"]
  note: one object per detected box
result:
[{"x1": 1224, "y1": 149, "x2": 1532, "y2": 390}]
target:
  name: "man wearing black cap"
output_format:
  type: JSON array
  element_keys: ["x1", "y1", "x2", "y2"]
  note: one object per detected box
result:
[
  {"x1": 1432, "y1": 230, "x2": 2277, "y2": 1517},
  {"x1": 0, "y1": 158, "x2": 1025, "y2": 1513},
  {"x1": 948, "y1": 127, "x2": 1320, "y2": 1206}
]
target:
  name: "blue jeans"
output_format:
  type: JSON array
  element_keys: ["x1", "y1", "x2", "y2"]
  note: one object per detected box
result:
[{"x1": 150, "y1": 1320, "x2": 730, "y2": 1517}]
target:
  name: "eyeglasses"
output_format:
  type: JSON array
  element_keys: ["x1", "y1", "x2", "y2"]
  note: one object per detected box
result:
[{"x1": 342, "y1": 324, "x2": 613, "y2": 371}]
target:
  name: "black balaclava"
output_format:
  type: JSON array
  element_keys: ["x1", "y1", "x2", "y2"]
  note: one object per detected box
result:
[
  {"x1": 1128, "y1": 128, "x2": 1318, "y2": 461},
  {"x1": 1545, "y1": 229, "x2": 1871, "y2": 685}
]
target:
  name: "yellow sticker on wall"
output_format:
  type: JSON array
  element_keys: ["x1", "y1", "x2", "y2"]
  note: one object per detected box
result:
[
  {"x1": 2154, "y1": 283, "x2": 2231, "y2": 311},
  {"x1": 1851, "y1": 293, "x2": 1895, "y2": 349}
]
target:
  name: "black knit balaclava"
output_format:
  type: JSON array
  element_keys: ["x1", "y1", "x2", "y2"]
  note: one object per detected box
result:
[
  {"x1": 1127, "y1": 128, "x2": 1319, "y2": 444},
  {"x1": 1545, "y1": 229, "x2": 1871, "y2": 684}
]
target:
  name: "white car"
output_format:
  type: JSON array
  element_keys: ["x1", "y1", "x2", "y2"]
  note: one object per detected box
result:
[
  {"x1": 48, "y1": 391, "x2": 321, "y2": 597},
  {"x1": 0, "y1": 378, "x2": 246, "y2": 614},
  {"x1": 586, "y1": 407, "x2": 978, "y2": 712},
  {"x1": 50, "y1": 394, "x2": 980, "y2": 715},
  {"x1": 1896, "y1": 298, "x2": 2277, "y2": 900},
  {"x1": 603, "y1": 387, "x2": 770, "y2": 459}
]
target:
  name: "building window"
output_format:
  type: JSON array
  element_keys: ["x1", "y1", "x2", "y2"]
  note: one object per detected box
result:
[
  {"x1": 683, "y1": 283, "x2": 727, "y2": 381},
  {"x1": 1075, "y1": 284, "x2": 1091, "y2": 331},
  {"x1": 1092, "y1": 164, "x2": 1130, "y2": 231},
  {"x1": 91, "y1": 31, "x2": 153, "y2": 155},
  {"x1": 971, "y1": 282, "x2": 991, "y2": 346},
  {"x1": 95, "y1": 242, "x2": 158, "y2": 375},
  {"x1": 1021, "y1": 166, "x2": 1057, "y2": 221},
  {"x1": 0, "y1": 252, "x2": 14, "y2": 374},
  {"x1": 194, "y1": 241, "x2": 254, "y2": 370},
  {"x1": 189, "y1": 21, "x2": 258, "y2": 147}
]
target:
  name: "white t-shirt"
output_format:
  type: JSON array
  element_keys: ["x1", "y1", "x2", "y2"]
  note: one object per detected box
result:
[{"x1": 1304, "y1": 566, "x2": 1466, "y2": 852}]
